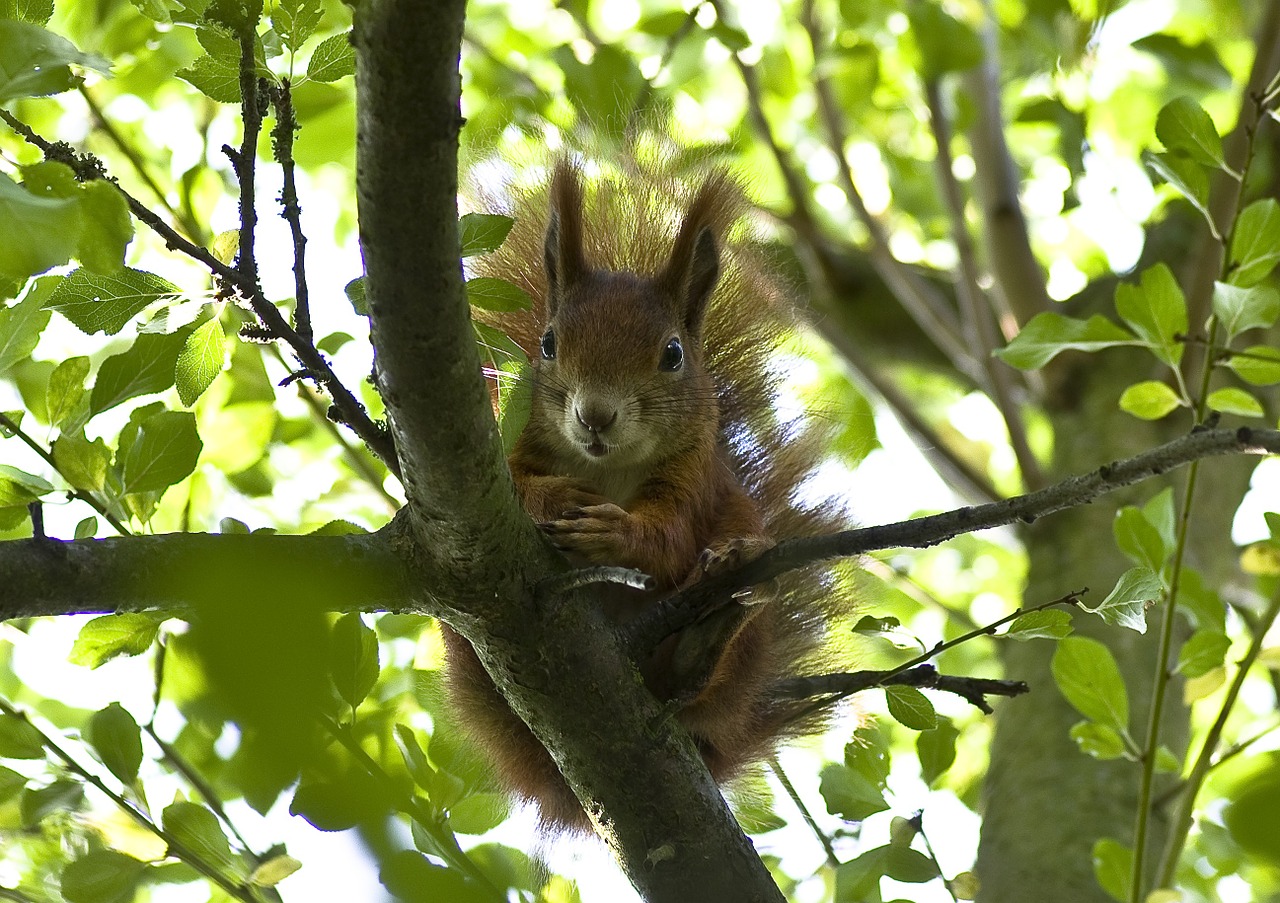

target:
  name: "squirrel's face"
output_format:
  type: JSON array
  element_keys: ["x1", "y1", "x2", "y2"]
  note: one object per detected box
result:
[{"x1": 533, "y1": 272, "x2": 716, "y2": 469}]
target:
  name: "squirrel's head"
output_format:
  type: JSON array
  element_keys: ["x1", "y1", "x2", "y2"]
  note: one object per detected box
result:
[{"x1": 531, "y1": 162, "x2": 723, "y2": 467}]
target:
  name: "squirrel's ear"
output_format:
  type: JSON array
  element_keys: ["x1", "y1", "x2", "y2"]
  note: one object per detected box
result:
[
  {"x1": 545, "y1": 162, "x2": 587, "y2": 312},
  {"x1": 662, "y1": 221, "x2": 720, "y2": 337}
]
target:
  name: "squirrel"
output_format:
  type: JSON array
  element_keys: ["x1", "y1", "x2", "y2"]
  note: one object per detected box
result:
[{"x1": 441, "y1": 158, "x2": 844, "y2": 830}]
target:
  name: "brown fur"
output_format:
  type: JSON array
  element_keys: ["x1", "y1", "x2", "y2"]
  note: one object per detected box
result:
[{"x1": 444, "y1": 157, "x2": 846, "y2": 830}]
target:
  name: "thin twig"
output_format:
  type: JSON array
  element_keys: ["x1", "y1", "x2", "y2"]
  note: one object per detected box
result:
[
  {"x1": 627, "y1": 427, "x2": 1280, "y2": 655},
  {"x1": 768, "y1": 755, "x2": 839, "y2": 868},
  {"x1": 230, "y1": 30, "x2": 263, "y2": 293},
  {"x1": 795, "y1": 0, "x2": 980, "y2": 381},
  {"x1": 0, "y1": 412, "x2": 132, "y2": 536},
  {"x1": 538, "y1": 566, "x2": 655, "y2": 597},
  {"x1": 78, "y1": 85, "x2": 207, "y2": 243},
  {"x1": 0, "y1": 697, "x2": 259, "y2": 903},
  {"x1": 923, "y1": 77, "x2": 1044, "y2": 489},
  {"x1": 268, "y1": 79, "x2": 311, "y2": 344},
  {"x1": 961, "y1": 0, "x2": 1052, "y2": 325},
  {"x1": 0, "y1": 110, "x2": 401, "y2": 476},
  {"x1": 1156, "y1": 584, "x2": 1280, "y2": 884}
]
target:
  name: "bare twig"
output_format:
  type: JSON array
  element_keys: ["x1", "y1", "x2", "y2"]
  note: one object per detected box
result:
[
  {"x1": 923, "y1": 77, "x2": 1044, "y2": 489},
  {"x1": 768, "y1": 755, "x2": 839, "y2": 867},
  {"x1": 962, "y1": 0, "x2": 1052, "y2": 325},
  {"x1": 795, "y1": 0, "x2": 981, "y2": 380},
  {"x1": 628, "y1": 427, "x2": 1280, "y2": 653},
  {"x1": 0, "y1": 110, "x2": 400, "y2": 476},
  {"x1": 268, "y1": 79, "x2": 312, "y2": 344},
  {"x1": 775, "y1": 664, "x2": 1029, "y2": 715}
]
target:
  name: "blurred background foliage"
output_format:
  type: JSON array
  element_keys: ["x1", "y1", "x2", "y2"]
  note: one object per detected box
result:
[{"x1": 0, "y1": 0, "x2": 1278, "y2": 901}]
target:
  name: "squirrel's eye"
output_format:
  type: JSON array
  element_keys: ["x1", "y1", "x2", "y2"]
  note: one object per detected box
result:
[
  {"x1": 540, "y1": 329, "x2": 557, "y2": 360},
  {"x1": 659, "y1": 337, "x2": 684, "y2": 372}
]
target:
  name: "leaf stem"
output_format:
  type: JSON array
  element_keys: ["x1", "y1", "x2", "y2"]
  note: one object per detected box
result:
[
  {"x1": 0, "y1": 411, "x2": 132, "y2": 537},
  {"x1": 0, "y1": 697, "x2": 259, "y2": 903}
]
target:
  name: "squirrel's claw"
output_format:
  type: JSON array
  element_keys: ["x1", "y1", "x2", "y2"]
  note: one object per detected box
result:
[
  {"x1": 539, "y1": 503, "x2": 632, "y2": 561},
  {"x1": 698, "y1": 535, "x2": 776, "y2": 577}
]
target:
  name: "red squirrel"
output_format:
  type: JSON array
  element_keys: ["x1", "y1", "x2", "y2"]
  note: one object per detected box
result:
[{"x1": 442, "y1": 160, "x2": 843, "y2": 829}]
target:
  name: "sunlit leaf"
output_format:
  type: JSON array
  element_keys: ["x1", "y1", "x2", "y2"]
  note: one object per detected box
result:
[
  {"x1": 1052, "y1": 637, "x2": 1129, "y2": 731},
  {"x1": 995, "y1": 313, "x2": 1136, "y2": 369}
]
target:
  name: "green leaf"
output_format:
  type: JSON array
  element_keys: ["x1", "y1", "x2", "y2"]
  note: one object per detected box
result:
[
  {"x1": 86, "y1": 703, "x2": 143, "y2": 785},
  {"x1": 916, "y1": 718, "x2": 958, "y2": 785},
  {"x1": 1092, "y1": 837, "x2": 1133, "y2": 903},
  {"x1": 128, "y1": 0, "x2": 176, "y2": 23},
  {"x1": 379, "y1": 851, "x2": 489, "y2": 903},
  {"x1": 0, "y1": 21, "x2": 111, "y2": 103},
  {"x1": 118, "y1": 409, "x2": 203, "y2": 494},
  {"x1": 995, "y1": 312, "x2": 1135, "y2": 369},
  {"x1": 1224, "y1": 762, "x2": 1280, "y2": 863},
  {"x1": 1052, "y1": 636, "x2": 1130, "y2": 731},
  {"x1": 76, "y1": 181, "x2": 133, "y2": 274},
  {"x1": 1227, "y1": 345, "x2": 1280, "y2": 385},
  {"x1": 0, "y1": 0, "x2": 55, "y2": 25},
  {"x1": 46, "y1": 356, "x2": 90, "y2": 429},
  {"x1": 330, "y1": 613, "x2": 379, "y2": 709},
  {"x1": 1212, "y1": 282, "x2": 1280, "y2": 340},
  {"x1": 176, "y1": 316, "x2": 226, "y2": 406},
  {"x1": 1206, "y1": 387, "x2": 1264, "y2": 417},
  {"x1": 176, "y1": 53, "x2": 241, "y2": 103},
  {"x1": 45, "y1": 267, "x2": 180, "y2": 336},
  {"x1": 459, "y1": 213, "x2": 515, "y2": 258},
  {"x1": 709, "y1": 21, "x2": 750, "y2": 52},
  {"x1": 844, "y1": 727, "x2": 891, "y2": 785},
  {"x1": 22, "y1": 780, "x2": 83, "y2": 826},
  {"x1": 1143, "y1": 488, "x2": 1177, "y2": 553},
  {"x1": 818, "y1": 762, "x2": 888, "y2": 821},
  {"x1": 1228, "y1": 199, "x2": 1280, "y2": 286},
  {"x1": 0, "y1": 288, "x2": 53, "y2": 377},
  {"x1": 89, "y1": 332, "x2": 187, "y2": 414},
  {"x1": 69, "y1": 613, "x2": 163, "y2": 668},
  {"x1": 1085, "y1": 567, "x2": 1160, "y2": 633},
  {"x1": 250, "y1": 855, "x2": 303, "y2": 887},
  {"x1": 344, "y1": 276, "x2": 368, "y2": 315},
  {"x1": 1113, "y1": 264, "x2": 1187, "y2": 367},
  {"x1": 0, "y1": 713, "x2": 46, "y2": 758},
  {"x1": 0, "y1": 174, "x2": 79, "y2": 282},
  {"x1": 884, "y1": 685, "x2": 937, "y2": 730},
  {"x1": 0, "y1": 465, "x2": 52, "y2": 506},
  {"x1": 495, "y1": 359, "x2": 532, "y2": 456},
  {"x1": 74, "y1": 516, "x2": 97, "y2": 539},
  {"x1": 553, "y1": 43, "x2": 645, "y2": 138},
  {"x1": 1154, "y1": 96, "x2": 1225, "y2": 170},
  {"x1": 884, "y1": 845, "x2": 940, "y2": 883},
  {"x1": 1114, "y1": 507, "x2": 1167, "y2": 571},
  {"x1": 1146, "y1": 151, "x2": 1210, "y2": 220},
  {"x1": 466, "y1": 277, "x2": 533, "y2": 312},
  {"x1": 1155, "y1": 745, "x2": 1182, "y2": 773},
  {"x1": 275, "y1": 0, "x2": 323, "y2": 50},
  {"x1": 163, "y1": 801, "x2": 238, "y2": 874},
  {"x1": 449, "y1": 792, "x2": 510, "y2": 835},
  {"x1": 1069, "y1": 721, "x2": 1127, "y2": 759},
  {"x1": 836, "y1": 846, "x2": 893, "y2": 901},
  {"x1": 53, "y1": 431, "x2": 111, "y2": 492},
  {"x1": 0, "y1": 764, "x2": 27, "y2": 802},
  {"x1": 1118, "y1": 380, "x2": 1183, "y2": 420},
  {"x1": 1176, "y1": 628, "x2": 1231, "y2": 678},
  {"x1": 306, "y1": 32, "x2": 354, "y2": 82},
  {"x1": 1004, "y1": 608, "x2": 1074, "y2": 640}
]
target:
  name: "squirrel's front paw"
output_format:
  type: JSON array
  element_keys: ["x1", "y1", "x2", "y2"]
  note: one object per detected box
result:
[
  {"x1": 539, "y1": 503, "x2": 632, "y2": 562},
  {"x1": 698, "y1": 535, "x2": 776, "y2": 577}
]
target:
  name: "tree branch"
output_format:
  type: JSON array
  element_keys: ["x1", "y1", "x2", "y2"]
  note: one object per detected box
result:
[
  {"x1": 627, "y1": 427, "x2": 1280, "y2": 652},
  {"x1": 923, "y1": 77, "x2": 1044, "y2": 488},
  {"x1": 0, "y1": 110, "x2": 399, "y2": 477},
  {"x1": 962, "y1": 0, "x2": 1052, "y2": 324},
  {"x1": 775, "y1": 664, "x2": 1029, "y2": 715},
  {"x1": 0, "y1": 525, "x2": 418, "y2": 618}
]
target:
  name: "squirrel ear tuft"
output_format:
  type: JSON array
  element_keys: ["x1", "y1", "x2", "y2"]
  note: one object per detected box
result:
[
  {"x1": 662, "y1": 218, "x2": 721, "y2": 337},
  {"x1": 545, "y1": 162, "x2": 587, "y2": 312}
]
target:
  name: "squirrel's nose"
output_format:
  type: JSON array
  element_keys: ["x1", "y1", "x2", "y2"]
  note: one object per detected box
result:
[{"x1": 574, "y1": 405, "x2": 618, "y2": 433}]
